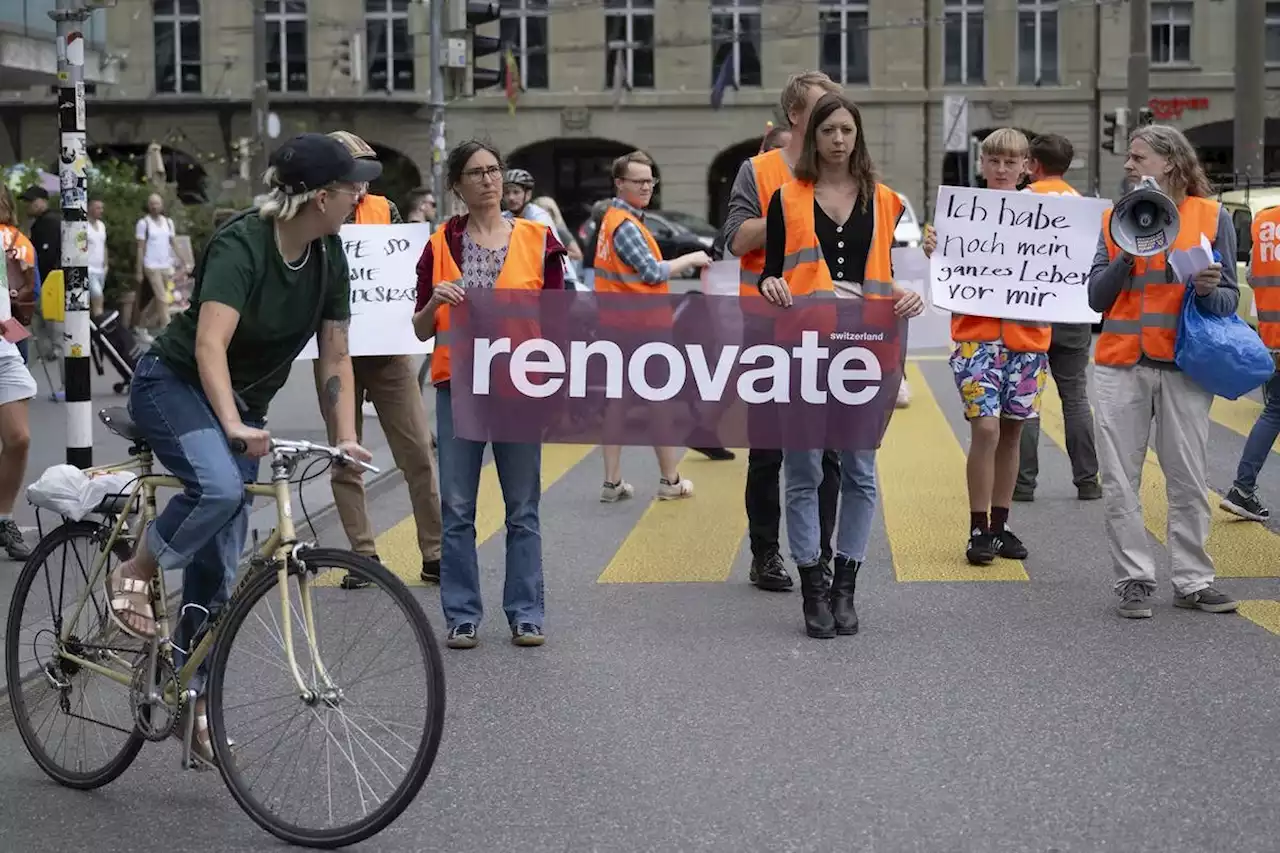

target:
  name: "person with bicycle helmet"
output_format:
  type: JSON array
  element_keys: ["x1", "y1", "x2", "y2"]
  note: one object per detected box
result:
[
  {"x1": 502, "y1": 168, "x2": 557, "y2": 229},
  {"x1": 104, "y1": 133, "x2": 375, "y2": 764}
]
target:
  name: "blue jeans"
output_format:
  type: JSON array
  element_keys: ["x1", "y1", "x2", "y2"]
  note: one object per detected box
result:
[
  {"x1": 435, "y1": 387, "x2": 544, "y2": 630},
  {"x1": 783, "y1": 449, "x2": 878, "y2": 566},
  {"x1": 1233, "y1": 372, "x2": 1280, "y2": 495},
  {"x1": 128, "y1": 354, "x2": 261, "y2": 692}
]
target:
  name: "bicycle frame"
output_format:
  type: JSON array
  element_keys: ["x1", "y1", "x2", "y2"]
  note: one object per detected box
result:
[{"x1": 53, "y1": 443, "x2": 335, "y2": 704}]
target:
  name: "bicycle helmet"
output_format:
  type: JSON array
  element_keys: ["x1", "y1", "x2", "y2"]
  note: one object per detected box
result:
[{"x1": 504, "y1": 168, "x2": 535, "y2": 189}]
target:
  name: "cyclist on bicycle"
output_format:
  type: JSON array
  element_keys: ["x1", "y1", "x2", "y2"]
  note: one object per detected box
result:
[{"x1": 104, "y1": 132, "x2": 375, "y2": 763}]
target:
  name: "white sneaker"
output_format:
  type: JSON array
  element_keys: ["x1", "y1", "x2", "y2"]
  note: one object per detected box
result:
[
  {"x1": 601, "y1": 480, "x2": 634, "y2": 502},
  {"x1": 657, "y1": 476, "x2": 694, "y2": 500},
  {"x1": 896, "y1": 378, "x2": 911, "y2": 409}
]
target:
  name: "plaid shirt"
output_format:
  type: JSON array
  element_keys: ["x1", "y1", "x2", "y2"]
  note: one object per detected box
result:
[{"x1": 608, "y1": 198, "x2": 670, "y2": 284}]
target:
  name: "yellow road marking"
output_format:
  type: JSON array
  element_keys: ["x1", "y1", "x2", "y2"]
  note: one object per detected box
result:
[
  {"x1": 596, "y1": 449, "x2": 750, "y2": 583},
  {"x1": 878, "y1": 363, "x2": 1029, "y2": 582},
  {"x1": 313, "y1": 443, "x2": 597, "y2": 587},
  {"x1": 1237, "y1": 600, "x2": 1280, "y2": 635},
  {"x1": 1210, "y1": 395, "x2": 1264, "y2": 440},
  {"x1": 1039, "y1": 376, "x2": 1280, "y2": 579}
]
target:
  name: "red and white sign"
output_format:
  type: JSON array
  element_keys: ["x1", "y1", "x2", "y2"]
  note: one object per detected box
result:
[{"x1": 1148, "y1": 97, "x2": 1210, "y2": 121}]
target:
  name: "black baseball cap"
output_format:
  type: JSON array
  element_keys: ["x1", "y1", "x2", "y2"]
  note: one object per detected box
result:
[
  {"x1": 19, "y1": 185, "x2": 48, "y2": 201},
  {"x1": 269, "y1": 132, "x2": 382, "y2": 195}
]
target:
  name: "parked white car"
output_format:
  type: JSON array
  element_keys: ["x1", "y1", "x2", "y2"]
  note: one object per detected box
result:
[{"x1": 894, "y1": 193, "x2": 923, "y2": 248}]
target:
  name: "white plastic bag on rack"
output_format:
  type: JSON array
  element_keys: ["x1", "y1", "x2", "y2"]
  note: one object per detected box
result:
[{"x1": 26, "y1": 464, "x2": 140, "y2": 522}]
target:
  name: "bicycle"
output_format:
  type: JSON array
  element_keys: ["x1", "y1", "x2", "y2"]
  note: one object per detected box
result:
[{"x1": 5, "y1": 406, "x2": 446, "y2": 849}]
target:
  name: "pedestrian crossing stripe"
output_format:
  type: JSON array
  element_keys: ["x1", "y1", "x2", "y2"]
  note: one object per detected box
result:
[{"x1": 365, "y1": 356, "x2": 1280, "y2": 638}]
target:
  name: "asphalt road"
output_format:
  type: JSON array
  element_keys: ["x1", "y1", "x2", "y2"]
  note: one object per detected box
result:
[{"x1": 0, "y1": 353, "x2": 1277, "y2": 852}]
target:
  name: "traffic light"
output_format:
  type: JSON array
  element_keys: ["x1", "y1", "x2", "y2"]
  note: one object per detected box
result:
[
  {"x1": 468, "y1": 1, "x2": 503, "y2": 92},
  {"x1": 1102, "y1": 107, "x2": 1129, "y2": 154},
  {"x1": 337, "y1": 32, "x2": 364, "y2": 87},
  {"x1": 1136, "y1": 106, "x2": 1154, "y2": 128}
]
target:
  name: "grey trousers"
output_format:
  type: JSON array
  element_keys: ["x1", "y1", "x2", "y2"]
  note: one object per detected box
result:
[{"x1": 1017, "y1": 323, "x2": 1099, "y2": 492}]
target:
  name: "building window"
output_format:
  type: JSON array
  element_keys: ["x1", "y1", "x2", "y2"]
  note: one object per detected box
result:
[
  {"x1": 943, "y1": 0, "x2": 984, "y2": 85},
  {"x1": 266, "y1": 0, "x2": 308, "y2": 93},
  {"x1": 1265, "y1": 2, "x2": 1280, "y2": 64},
  {"x1": 818, "y1": 0, "x2": 869, "y2": 85},
  {"x1": 605, "y1": 0, "x2": 655, "y2": 90},
  {"x1": 710, "y1": 0, "x2": 762, "y2": 88},
  {"x1": 500, "y1": 0, "x2": 549, "y2": 90},
  {"x1": 1150, "y1": 1, "x2": 1192, "y2": 66},
  {"x1": 1017, "y1": 0, "x2": 1058, "y2": 85},
  {"x1": 153, "y1": 0, "x2": 202, "y2": 94},
  {"x1": 365, "y1": 0, "x2": 414, "y2": 92}
]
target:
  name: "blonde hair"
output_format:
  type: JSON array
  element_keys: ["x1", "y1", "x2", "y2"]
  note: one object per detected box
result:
[
  {"x1": 981, "y1": 128, "x2": 1030, "y2": 159},
  {"x1": 779, "y1": 71, "x2": 841, "y2": 128},
  {"x1": 533, "y1": 195, "x2": 568, "y2": 231},
  {"x1": 1128, "y1": 124, "x2": 1213, "y2": 198},
  {"x1": 257, "y1": 166, "x2": 323, "y2": 221}
]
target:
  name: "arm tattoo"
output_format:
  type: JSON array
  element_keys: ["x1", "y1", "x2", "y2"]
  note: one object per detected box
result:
[
  {"x1": 321, "y1": 375, "x2": 342, "y2": 418},
  {"x1": 323, "y1": 318, "x2": 351, "y2": 358}
]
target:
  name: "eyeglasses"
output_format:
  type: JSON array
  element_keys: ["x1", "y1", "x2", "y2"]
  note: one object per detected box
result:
[
  {"x1": 621, "y1": 177, "x2": 659, "y2": 188},
  {"x1": 461, "y1": 165, "x2": 504, "y2": 183}
]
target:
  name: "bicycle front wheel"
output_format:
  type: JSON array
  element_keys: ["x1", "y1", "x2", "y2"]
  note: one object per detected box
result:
[{"x1": 206, "y1": 548, "x2": 445, "y2": 849}]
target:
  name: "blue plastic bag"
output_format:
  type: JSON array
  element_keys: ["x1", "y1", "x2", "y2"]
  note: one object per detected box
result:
[{"x1": 1174, "y1": 279, "x2": 1274, "y2": 400}]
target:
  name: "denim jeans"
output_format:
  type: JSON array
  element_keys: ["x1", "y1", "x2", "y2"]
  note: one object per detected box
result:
[
  {"x1": 435, "y1": 387, "x2": 544, "y2": 630},
  {"x1": 128, "y1": 354, "x2": 261, "y2": 693},
  {"x1": 782, "y1": 449, "x2": 878, "y2": 566},
  {"x1": 1233, "y1": 372, "x2": 1280, "y2": 495}
]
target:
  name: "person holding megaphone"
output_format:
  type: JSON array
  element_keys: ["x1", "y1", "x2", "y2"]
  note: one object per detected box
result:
[{"x1": 1088, "y1": 123, "x2": 1241, "y2": 620}]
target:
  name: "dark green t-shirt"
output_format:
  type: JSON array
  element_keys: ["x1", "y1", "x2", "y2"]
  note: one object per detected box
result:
[{"x1": 151, "y1": 213, "x2": 351, "y2": 420}]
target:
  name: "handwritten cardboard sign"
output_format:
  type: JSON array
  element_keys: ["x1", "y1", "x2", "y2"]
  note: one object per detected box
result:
[
  {"x1": 929, "y1": 187, "x2": 1109, "y2": 324},
  {"x1": 296, "y1": 223, "x2": 434, "y2": 360}
]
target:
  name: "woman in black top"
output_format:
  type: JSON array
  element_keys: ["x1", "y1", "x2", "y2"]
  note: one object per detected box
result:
[{"x1": 757, "y1": 92, "x2": 922, "y2": 640}]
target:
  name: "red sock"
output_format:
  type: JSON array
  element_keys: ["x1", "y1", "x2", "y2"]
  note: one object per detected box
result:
[{"x1": 990, "y1": 506, "x2": 1010, "y2": 533}]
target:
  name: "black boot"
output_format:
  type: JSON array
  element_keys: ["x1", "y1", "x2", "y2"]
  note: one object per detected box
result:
[
  {"x1": 830, "y1": 558, "x2": 860, "y2": 635},
  {"x1": 797, "y1": 563, "x2": 836, "y2": 639}
]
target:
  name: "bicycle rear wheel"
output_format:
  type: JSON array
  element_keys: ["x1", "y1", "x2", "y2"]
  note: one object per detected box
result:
[{"x1": 207, "y1": 548, "x2": 445, "y2": 849}]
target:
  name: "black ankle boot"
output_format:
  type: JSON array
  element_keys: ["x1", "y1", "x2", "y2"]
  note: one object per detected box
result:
[
  {"x1": 830, "y1": 558, "x2": 860, "y2": 635},
  {"x1": 797, "y1": 563, "x2": 836, "y2": 639}
]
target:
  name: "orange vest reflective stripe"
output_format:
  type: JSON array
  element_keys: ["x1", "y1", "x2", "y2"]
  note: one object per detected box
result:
[
  {"x1": 1027, "y1": 177, "x2": 1080, "y2": 196},
  {"x1": 739, "y1": 148, "x2": 792, "y2": 297},
  {"x1": 778, "y1": 180, "x2": 901, "y2": 299},
  {"x1": 1249, "y1": 206, "x2": 1280, "y2": 349},
  {"x1": 948, "y1": 183, "x2": 1062, "y2": 353},
  {"x1": 428, "y1": 218, "x2": 548, "y2": 386},
  {"x1": 1096, "y1": 195, "x2": 1221, "y2": 366},
  {"x1": 354, "y1": 194, "x2": 391, "y2": 224},
  {"x1": 593, "y1": 203, "x2": 672, "y2": 329}
]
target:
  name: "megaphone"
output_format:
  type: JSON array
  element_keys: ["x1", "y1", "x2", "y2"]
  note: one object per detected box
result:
[{"x1": 1109, "y1": 175, "x2": 1180, "y2": 257}]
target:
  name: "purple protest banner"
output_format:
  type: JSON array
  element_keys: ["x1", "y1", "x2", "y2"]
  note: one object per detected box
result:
[{"x1": 447, "y1": 289, "x2": 906, "y2": 451}]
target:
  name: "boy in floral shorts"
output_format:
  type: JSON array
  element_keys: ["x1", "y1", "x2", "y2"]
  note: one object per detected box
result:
[{"x1": 923, "y1": 128, "x2": 1051, "y2": 565}]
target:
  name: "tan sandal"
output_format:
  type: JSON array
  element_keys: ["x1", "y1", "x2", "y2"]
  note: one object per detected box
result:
[{"x1": 104, "y1": 566, "x2": 157, "y2": 640}]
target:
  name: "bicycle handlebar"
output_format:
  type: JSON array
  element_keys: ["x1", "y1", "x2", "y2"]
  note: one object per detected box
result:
[{"x1": 227, "y1": 437, "x2": 381, "y2": 475}]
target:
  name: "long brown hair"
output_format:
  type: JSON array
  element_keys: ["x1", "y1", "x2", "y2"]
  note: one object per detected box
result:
[{"x1": 794, "y1": 92, "x2": 877, "y2": 212}]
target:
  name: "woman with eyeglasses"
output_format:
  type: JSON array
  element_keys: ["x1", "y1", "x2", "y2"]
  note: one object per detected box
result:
[{"x1": 412, "y1": 140, "x2": 568, "y2": 650}]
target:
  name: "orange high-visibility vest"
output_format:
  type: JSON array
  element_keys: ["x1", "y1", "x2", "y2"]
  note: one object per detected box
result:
[
  {"x1": 1027, "y1": 177, "x2": 1080, "y2": 196},
  {"x1": 777, "y1": 180, "x2": 901, "y2": 299},
  {"x1": 948, "y1": 182, "x2": 1062, "y2": 353},
  {"x1": 428, "y1": 217, "x2": 549, "y2": 386},
  {"x1": 593, "y1": 203, "x2": 672, "y2": 329},
  {"x1": 1249, "y1": 206, "x2": 1280, "y2": 350},
  {"x1": 1096, "y1": 195, "x2": 1221, "y2": 366},
  {"x1": 739, "y1": 148, "x2": 793, "y2": 297},
  {"x1": 354, "y1": 194, "x2": 391, "y2": 224}
]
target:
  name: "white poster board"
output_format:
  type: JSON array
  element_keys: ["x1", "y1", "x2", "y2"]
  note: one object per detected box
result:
[
  {"x1": 296, "y1": 223, "x2": 434, "y2": 360},
  {"x1": 891, "y1": 247, "x2": 953, "y2": 352},
  {"x1": 929, "y1": 187, "x2": 1109, "y2": 324}
]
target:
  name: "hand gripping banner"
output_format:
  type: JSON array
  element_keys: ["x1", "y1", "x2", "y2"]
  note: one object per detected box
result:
[{"x1": 447, "y1": 289, "x2": 907, "y2": 451}]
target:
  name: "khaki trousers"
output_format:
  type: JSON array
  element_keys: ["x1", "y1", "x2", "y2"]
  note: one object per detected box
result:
[
  {"x1": 1094, "y1": 363, "x2": 1215, "y2": 595},
  {"x1": 316, "y1": 354, "x2": 442, "y2": 562}
]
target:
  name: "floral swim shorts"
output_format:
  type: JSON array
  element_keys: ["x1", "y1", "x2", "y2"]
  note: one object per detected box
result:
[{"x1": 948, "y1": 341, "x2": 1048, "y2": 421}]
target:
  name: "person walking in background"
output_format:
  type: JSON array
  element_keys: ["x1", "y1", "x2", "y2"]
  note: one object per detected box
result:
[
  {"x1": 595, "y1": 150, "x2": 709, "y2": 504},
  {"x1": 718, "y1": 70, "x2": 843, "y2": 593},
  {"x1": 20, "y1": 185, "x2": 59, "y2": 288},
  {"x1": 322, "y1": 131, "x2": 444, "y2": 589},
  {"x1": 1089, "y1": 124, "x2": 1239, "y2": 619},
  {"x1": 413, "y1": 140, "x2": 568, "y2": 650},
  {"x1": 1014, "y1": 133, "x2": 1102, "y2": 502},
  {"x1": 86, "y1": 197, "x2": 108, "y2": 317},
  {"x1": 405, "y1": 187, "x2": 436, "y2": 226},
  {"x1": 1221, "y1": 203, "x2": 1280, "y2": 522},
  {"x1": 757, "y1": 92, "x2": 923, "y2": 639},
  {"x1": 0, "y1": 186, "x2": 38, "y2": 560},
  {"x1": 133, "y1": 193, "x2": 188, "y2": 341},
  {"x1": 922, "y1": 128, "x2": 1049, "y2": 567}
]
